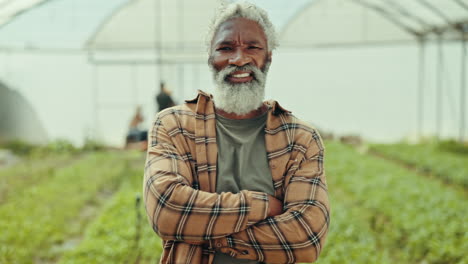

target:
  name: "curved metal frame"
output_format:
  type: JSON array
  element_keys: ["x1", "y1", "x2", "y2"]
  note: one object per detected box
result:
[
  {"x1": 279, "y1": 0, "x2": 468, "y2": 141},
  {"x1": 2, "y1": 0, "x2": 468, "y2": 141}
]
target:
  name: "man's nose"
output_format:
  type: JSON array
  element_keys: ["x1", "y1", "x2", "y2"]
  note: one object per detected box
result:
[{"x1": 228, "y1": 49, "x2": 252, "y2": 66}]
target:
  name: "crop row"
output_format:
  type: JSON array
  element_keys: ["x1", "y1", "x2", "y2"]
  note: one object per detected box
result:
[
  {"x1": 59, "y1": 162, "x2": 162, "y2": 264},
  {"x1": 326, "y1": 141, "x2": 468, "y2": 264},
  {"x1": 0, "y1": 153, "x2": 80, "y2": 204},
  {"x1": 370, "y1": 143, "x2": 468, "y2": 188},
  {"x1": 58, "y1": 149, "x2": 399, "y2": 264},
  {"x1": 317, "y1": 187, "x2": 395, "y2": 263},
  {"x1": 0, "y1": 152, "x2": 137, "y2": 264},
  {"x1": 2, "y1": 142, "x2": 465, "y2": 263}
]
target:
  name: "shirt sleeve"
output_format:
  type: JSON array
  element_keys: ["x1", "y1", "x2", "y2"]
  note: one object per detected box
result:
[
  {"x1": 143, "y1": 114, "x2": 270, "y2": 242},
  {"x1": 212, "y1": 130, "x2": 330, "y2": 264}
]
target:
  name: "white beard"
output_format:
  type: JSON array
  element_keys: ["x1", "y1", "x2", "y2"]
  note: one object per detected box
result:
[{"x1": 211, "y1": 63, "x2": 270, "y2": 115}]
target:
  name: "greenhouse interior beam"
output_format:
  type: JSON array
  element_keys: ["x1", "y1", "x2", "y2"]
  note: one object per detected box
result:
[
  {"x1": 383, "y1": 0, "x2": 432, "y2": 31},
  {"x1": 92, "y1": 64, "x2": 99, "y2": 140},
  {"x1": 277, "y1": 38, "x2": 465, "y2": 50},
  {"x1": 155, "y1": 0, "x2": 162, "y2": 84},
  {"x1": 454, "y1": 0, "x2": 468, "y2": 11},
  {"x1": 436, "y1": 34, "x2": 444, "y2": 140},
  {"x1": 352, "y1": 0, "x2": 419, "y2": 37},
  {"x1": 131, "y1": 63, "x2": 138, "y2": 108},
  {"x1": 417, "y1": 38, "x2": 426, "y2": 140},
  {"x1": 86, "y1": 52, "x2": 206, "y2": 65},
  {"x1": 460, "y1": 38, "x2": 467, "y2": 142},
  {"x1": 0, "y1": 47, "x2": 83, "y2": 54},
  {"x1": 417, "y1": 0, "x2": 453, "y2": 32}
]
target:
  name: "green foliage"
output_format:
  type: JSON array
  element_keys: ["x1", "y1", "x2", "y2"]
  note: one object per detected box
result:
[
  {"x1": 370, "y1": 142, "x2": 468, "y2": 188},
  {"x1": 41, "y1": 139, "x2": 78, "y2": 155},
  {"x1": 59, "y1": 162, "x2": 162, "y2": 264},
  {"x1": 438, "y1": 139, "x2": 468, "y2": 155},
  {"x1": 0, "y1": 154, "x2": 76, "y2": 204},
  {"x1": 326, "y1": 141, "x2": 468, "y2": 264},
  {"x1": 0, "y1": 152, "x2": 134, "y2": 263},
  {"x1": 1, "y1": 139, "x2": 108, "y2": 159},
  {"x1": 316, "y1": 188, "x2": 394, "y2": 264},
  {"x1": 82, "y1": 138, "x2": 107, "y2": 152},
  {"x1": 0, "y1": 140, "x2": 37, "y2": 156},
  {"x1": 1, "y1": 141, "x2": 466, "y2": 264}
]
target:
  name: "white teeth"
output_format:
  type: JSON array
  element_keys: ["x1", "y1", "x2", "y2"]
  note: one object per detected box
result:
[{"x1": 232, "y1": 73, "x2": 250, "y2": 78}]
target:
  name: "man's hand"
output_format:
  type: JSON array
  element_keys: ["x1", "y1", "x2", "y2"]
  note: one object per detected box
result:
[{"x1": 267, "y1": 194, "x2": 283, "y2": 217}]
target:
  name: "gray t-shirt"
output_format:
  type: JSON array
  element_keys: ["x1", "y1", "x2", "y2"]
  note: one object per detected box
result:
[{"x1": 214, "y1": 111, "x2": 274, "y2": 264}]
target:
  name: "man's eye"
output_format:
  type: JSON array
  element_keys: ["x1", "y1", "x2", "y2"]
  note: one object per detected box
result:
[
  {"x1": 217, "y1": 47, "x2": 232, "y2": 51},
  {"x1": 248, "y1": 46, "x2": 262, "y2": 50}
]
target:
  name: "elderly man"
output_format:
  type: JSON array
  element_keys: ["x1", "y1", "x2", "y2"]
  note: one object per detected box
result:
[{"x1": 144, "y1": 2, "x2": 330, "y2": 264}]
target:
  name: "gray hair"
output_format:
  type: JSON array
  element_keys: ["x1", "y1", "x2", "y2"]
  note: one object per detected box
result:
[{"x1": 206, "y1": 1, "x2": 279, "y2": 53}]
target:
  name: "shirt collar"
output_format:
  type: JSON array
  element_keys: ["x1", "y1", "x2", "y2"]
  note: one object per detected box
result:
[{"x1": 185, "y1": 90, "x2": 213, "y2": 103}]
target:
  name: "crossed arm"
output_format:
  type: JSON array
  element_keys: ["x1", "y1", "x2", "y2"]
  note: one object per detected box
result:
[{"x1": 143, "y1": 120, "x2": 329, "y2": 263}]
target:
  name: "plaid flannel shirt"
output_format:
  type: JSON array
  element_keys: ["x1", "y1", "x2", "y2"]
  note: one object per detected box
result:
[{"x1": 144, "y1": 90, "x2": 330, "y2": 264}]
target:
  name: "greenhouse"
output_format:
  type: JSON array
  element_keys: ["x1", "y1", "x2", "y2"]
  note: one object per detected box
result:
[
  {"x1": 0, "y1": 0, "x2": 466, "y2": 145},
  {"x1": 0, "y1": 1, "x2": 467, "y2": 263}
]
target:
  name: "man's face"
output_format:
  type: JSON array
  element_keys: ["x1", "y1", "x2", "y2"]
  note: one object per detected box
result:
[
  {"x1": 209, "y1": 17, "x2": 272, "y2": 115},
  {"x1": 210, "y1": 17, "x2": 270, "y2": 82}
]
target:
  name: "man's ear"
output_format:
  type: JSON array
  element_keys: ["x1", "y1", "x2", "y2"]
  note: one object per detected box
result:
[{"x1": 268, "y1": 52, "x2": 272, "y2": 62}]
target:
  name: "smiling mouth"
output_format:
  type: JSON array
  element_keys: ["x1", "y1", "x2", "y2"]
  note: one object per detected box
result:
[{"x1": 226, "y1": 72, "x2": 254, "y2": 83}]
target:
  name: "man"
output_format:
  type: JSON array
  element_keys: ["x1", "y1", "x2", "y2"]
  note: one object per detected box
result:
[
  {"x1": 125, "y1": 106, "x2": 147, "y2": 151},
  {"x1": 144, "y1": 2, "x2": 330, "y2": 264},
  {"x1": 156, "y1": 82, "x2": 175, "y2": 112}
]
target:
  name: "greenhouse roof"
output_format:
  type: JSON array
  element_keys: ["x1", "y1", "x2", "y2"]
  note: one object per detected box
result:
[
  {"x1": 0, "y1": 0, "x2": 46, "y2": 26},
  {"x1": 0, "y1": 0, "x2": 467, "y2": 52},
  {"x1": 281, "y1": 0, "x2": 468, "y2": 48}
]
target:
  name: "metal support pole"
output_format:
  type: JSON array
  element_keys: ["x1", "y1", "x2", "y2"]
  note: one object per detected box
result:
[
  {"x1": 155, "y1": 0, "x2": 163, "y2": 86},
  {"x1": 193, "y1": 64, "x2": 200, "y2": 92},
  {"x1": 92, "y1": 64, "x2": 99, "y2": 140},
  {"x1": 131, "y1": 63, "x2": 138, "y2": 107},
  {"x1": 178, "y1": 65, "x2": 185, "y2": 101},
  {"x1": 436, "y1": 34, "x2": 443, "y2": 140},
  {"x1": 417, "y1": 38, "x2": 426, "y2": 140},
  {"x1": 460, "y1": 38, "x2": 467, "y2": 142},
  {"x1": 177, "y1": 0, "x2": 184, "y2": 100}
]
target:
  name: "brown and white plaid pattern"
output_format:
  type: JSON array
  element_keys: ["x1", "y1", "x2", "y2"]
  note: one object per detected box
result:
[{"x1": 144, "y1": 90, "x2": 330, "y2": 264}]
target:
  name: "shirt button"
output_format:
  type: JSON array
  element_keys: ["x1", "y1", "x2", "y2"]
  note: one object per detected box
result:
[{"x1": 216, "y1": 243, "x2": 222, "y2": 248}]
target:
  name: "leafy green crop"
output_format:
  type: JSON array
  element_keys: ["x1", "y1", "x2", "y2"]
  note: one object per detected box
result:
[
  {"x1": 1, "y1": 142, "x2": 466, "y2": 264},
  {"x1": 59, "y1": 161, "x2": 162, "y2": 264},
  {"x1": 0, "y1": 152, "x2": 135, "y2": 263},
  {"x1": 0, "y1": 154, "x2": 79, "y2": 204},
  {"x1": 370, "y1": 142, "x2": 468, "y2": 188},
  {"x1": 326, "y1": 141, "x2": 468, "y2": 264},
  {"x1": 315, "y1": 188, "x2": 394, "y2": 264}
]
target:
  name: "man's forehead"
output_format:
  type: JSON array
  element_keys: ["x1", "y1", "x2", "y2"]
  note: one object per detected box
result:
[{"x1": 213, "y1": 17, "x2": 267, "y2": 44}]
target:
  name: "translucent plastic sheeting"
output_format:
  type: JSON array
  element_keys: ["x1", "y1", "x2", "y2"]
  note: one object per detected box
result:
[
  {"x1": 87, "y1": 0, "x2": 220, "y2": 62},
  {"x1": 0, "y1": 0, "x2": 130, "y2": 49},
  {"x1": 280, "y1": 0, "x2": 468, "y2": 48},
  {"x1": 0, "y1": 0, "x2": 47, "y2": 26},
  {"x1": 356, "y1": 0, "x2": 468, "y2": 35}
]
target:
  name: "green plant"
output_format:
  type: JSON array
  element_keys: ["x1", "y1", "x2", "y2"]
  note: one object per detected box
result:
[
  {"x1": 326, "y1": 141, "x2": 467, "y2": 264},
  {"x1": 0, "y1": 140, "x2": 36, "y2": 156},
  {"x1": 438, "y1": 139, "x2": 468, "y2": 155},
  {"x1": 82, "y1": 138, "x2": 107, "y2": 152},
  {"x1": 0, "y1": 152, "x2": 136, "y2": 263},
  {"x1": 59, "y1": 164, "x2": 162, "y2": 264},
  {"x1": 370, "y1": 142, "x2": 468, "y2": 188}
]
